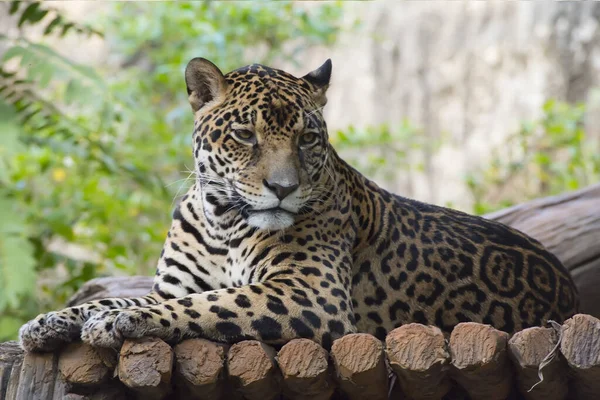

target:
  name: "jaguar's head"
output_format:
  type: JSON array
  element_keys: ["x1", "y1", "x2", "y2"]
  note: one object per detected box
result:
[{"x1": 185, "y1": 58, "x2": 333, "y2": 230}]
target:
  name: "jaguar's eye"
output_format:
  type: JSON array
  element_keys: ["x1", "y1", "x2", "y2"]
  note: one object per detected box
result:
[
  {"x1": 233, "y1": 129, "x2": 255, "y2": 143},
  {"x1": 299, "y1": 132, "x2": 319, "y2": 147}
]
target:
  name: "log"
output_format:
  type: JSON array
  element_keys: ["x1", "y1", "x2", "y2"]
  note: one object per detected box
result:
[
  {"x1": 58, "y1": 343, "x2": 117, "y2": 389},
  {"x1": 485, "y1": 183, "x2": 600, "y2": 317},
  {"x1": 173, "y1": 338, "x2": 228, "y2": 400},
  {"x1": 277, "y1": 338, "x2": 334, "y2": 400},
  {"x1": 385, "y1": 323, "x2": 450, "y2": 400},
  {"x1": 508, "y1": 327, "x2": 568, "y2": 400},
  {"x1": 0, "y1": 341, "x2": 24, "y2": 400},
  {"x1": 226, "y1": 340, "x2": 281, "y2": 400},
  {"x1": 330, "y1": 334, "x2": 389, "y2": 400},
  {"x1": 117, "y1": 337, "x2": 173, "y2": 399},
  {"x1": 66, "y1": 276, "x2": 154, "y2": 306},
  {"x1": 560, "y1": 314, "x2": 600, "y2": 400},
  {"x1": 449, "y1": 322, "x2": 512, "y2": 400}
]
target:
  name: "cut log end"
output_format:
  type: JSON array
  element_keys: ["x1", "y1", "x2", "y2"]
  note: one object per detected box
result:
[
  {"x1": 385, "y1": 323, "x2": 450, "y2": 400},
  {"x1": 277, "y1": 338, "x2": 334, "y2": 400},
  {"x1": 331, "y1": 333, "x2": 388, "y2": 400},
  {"x1": 227, "y1": 340, "x2": 281, "y2": 400},
  {"x1": 561, "y1": 314, "x2": 600, "y2": 400},
  {"x1": 117, "y1": 337, "x2": 173, "y2": 399},
  {"x1": 58, "y1": 342, "x2": 117, "y2": 387},
  {"x1": 449, "y1": 322, "x2": 512, "y2": 400},
  {"x1": 173, "y1": 338, "x2": 228, "y2": 400},
  {"x1": 508, "y1": 326, "x2": 567, "y2": 400}
]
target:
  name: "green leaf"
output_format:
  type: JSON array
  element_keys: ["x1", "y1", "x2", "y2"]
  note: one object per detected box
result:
[
  {"x1": 0, "y1": 101, "x2": 23, "y2": 156},
  {"x1": 9, "y1": 1, "x2": 21, "y2": 15},
  {"x1": 18, "y1": 3, "x2": 40, "y2": 27},
  {"x1": 43, "y1": 15, "x2": 63, "y2": 35},
  {"x1": 2, "y1": 45, "x2": 27, "y2": 62}
]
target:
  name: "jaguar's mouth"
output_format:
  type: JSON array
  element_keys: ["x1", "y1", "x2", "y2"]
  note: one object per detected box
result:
[
  {"x1": 247, "y1": 206, "x2": 294, "y2": 215},
  {"x1": 244, "y1": 207, "x2": 296, "y2": 230}
]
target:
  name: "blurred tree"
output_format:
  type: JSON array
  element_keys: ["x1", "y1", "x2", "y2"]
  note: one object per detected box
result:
[
  {"x1": 466, "y1": 100, "x2": 600, "y2": 214},
  {"x1": 0, "y1": 0, "x2": 344, "y2": 339}
]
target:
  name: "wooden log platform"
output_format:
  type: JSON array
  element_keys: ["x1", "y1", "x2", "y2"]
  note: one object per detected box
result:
[{"x1": 3, "y1": 314, "x2": 600, "y2": 399}]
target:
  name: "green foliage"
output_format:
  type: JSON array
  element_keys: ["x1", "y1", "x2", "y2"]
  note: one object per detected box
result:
[
  {"x1": 466, "y1": 99, "x2": 600, "y2": 214},
  {"x1": 0, "y1": 0, "x2": 344, "y2": 339},
  {"x1": 331, "y1": 122, "x2": 445, "y2": 188}
]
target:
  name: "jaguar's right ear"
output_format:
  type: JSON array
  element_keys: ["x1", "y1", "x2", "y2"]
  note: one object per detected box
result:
[{"x1": 185, "y1": 58, "x2": 228, "y2": 113}]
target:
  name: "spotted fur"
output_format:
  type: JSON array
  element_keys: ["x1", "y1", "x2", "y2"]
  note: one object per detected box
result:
[{"x1": 19, "y1": 58, "x2": 579, "y2": 352}]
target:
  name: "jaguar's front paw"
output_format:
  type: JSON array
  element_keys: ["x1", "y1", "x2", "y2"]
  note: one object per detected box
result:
[
  {"x1": 19, "y1": 311, "x2": 82, "y2": 352},
  {"x1": 81, "y1": 309, "x2": 156, "y2": 348}
]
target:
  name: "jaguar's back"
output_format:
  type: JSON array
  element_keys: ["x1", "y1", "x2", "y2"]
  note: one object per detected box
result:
[{"x1": 346, "y1": 169, "x2": 578, "y2": 339}]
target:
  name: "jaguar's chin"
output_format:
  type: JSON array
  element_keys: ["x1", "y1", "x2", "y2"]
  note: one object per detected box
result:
[{"x1": 246, "y1": 208, "x2": 295, "y2": 230}]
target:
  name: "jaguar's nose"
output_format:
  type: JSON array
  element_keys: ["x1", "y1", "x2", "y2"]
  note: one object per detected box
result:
[{"x1": 263, "y1": 179, "x2": 299, "y2": 200}]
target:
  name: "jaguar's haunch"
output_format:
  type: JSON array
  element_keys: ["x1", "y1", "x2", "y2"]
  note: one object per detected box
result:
[{"x1": 19, "y1": 58, "x2": 579, "y2": 352}]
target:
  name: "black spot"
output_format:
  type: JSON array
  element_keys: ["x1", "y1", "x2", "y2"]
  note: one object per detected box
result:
[
  {"x1": 249, "y1": 285, "x2": 263, "y2": 295},
  {"x1": 412, "y1": 310, "x2": 428, "y2": 325},
  {"x1": 251, "y1": 316, "x2": 283, "y2": 341},
  {"x1": 321, "y1": 332, "x2": 333, "y2": 350},
  {"x1": 367, "y1": 312, "x2": 383, "y2": 324},
  {"x1": 141, "y1": 312, "x2": 153, "y2": 320},
  {"x1": 290, "y1": 318, "x2": 314, "y2": 339},
  {"x1": 105, "y1": 322, "x2": 113, "y2": 332},
  {"x1": 293, "y1": 252, "x2": 308, "y2": 261},
  {"x1": 188, "y1": 321, "x2": 203, "y2": 334},
  {"x1": 302, "y1": 310, "x2": 322, "y2": 328},
  {"x1": 234, "y1": 294, "x2": 252, "y2": 308},
  {"x1": 209, "y1": 306, "x2": 238, "y2": 319},
  {"x1": 374, "y1": 327, "x2": 387, "y2": 340},
  {"x1": 160, "y1": 318, "x2": 170, "y2": 327},
  {"x1": 184, "y1": 309, "x2": 200, "y2": 319},
  {"x1": 291, "y1": 294, "x2": 312, "y2": 307},
  {"x1": 207, "y1": 294, "x2": 219, "y2": 302},
  {"x1": 178, "y1": 298, "x2": 193, "y2": 307},
  {"x1": 324, "y1": 304, "x2": 338, "y2": 315},
  {"x1": 301, "y1": 267, "x2": 322, "y2": 276},
  {"x1": 328, "y1": 320, "x2": 345, "y2": 336},
  {"x1": 216, "y1": 322, "x2": 243, "y2": 338},
  {"x1": 267, "y1": 301, "x2": 289, "y2": 315},
  {"x1": 210, "y1": 129, "x2": 222, "y2": 142},
  {"x1": 272, "y1": 252, "x2": 292, "y2": 266}
]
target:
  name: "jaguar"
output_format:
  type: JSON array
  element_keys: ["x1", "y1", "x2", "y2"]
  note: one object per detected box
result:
[{"x1": 20, "y1": 58, "x2": 579, "y2": 352}]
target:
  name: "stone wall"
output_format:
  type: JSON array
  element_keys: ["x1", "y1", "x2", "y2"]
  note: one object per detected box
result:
[{"x1": 312, "y1": 1, "x2": 600, "y2": 208}]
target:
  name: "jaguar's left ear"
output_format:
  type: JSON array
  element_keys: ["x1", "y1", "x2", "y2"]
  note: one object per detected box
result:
[{"x1": 302, "y1": 59, "x2": 332, "y2": 107}]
